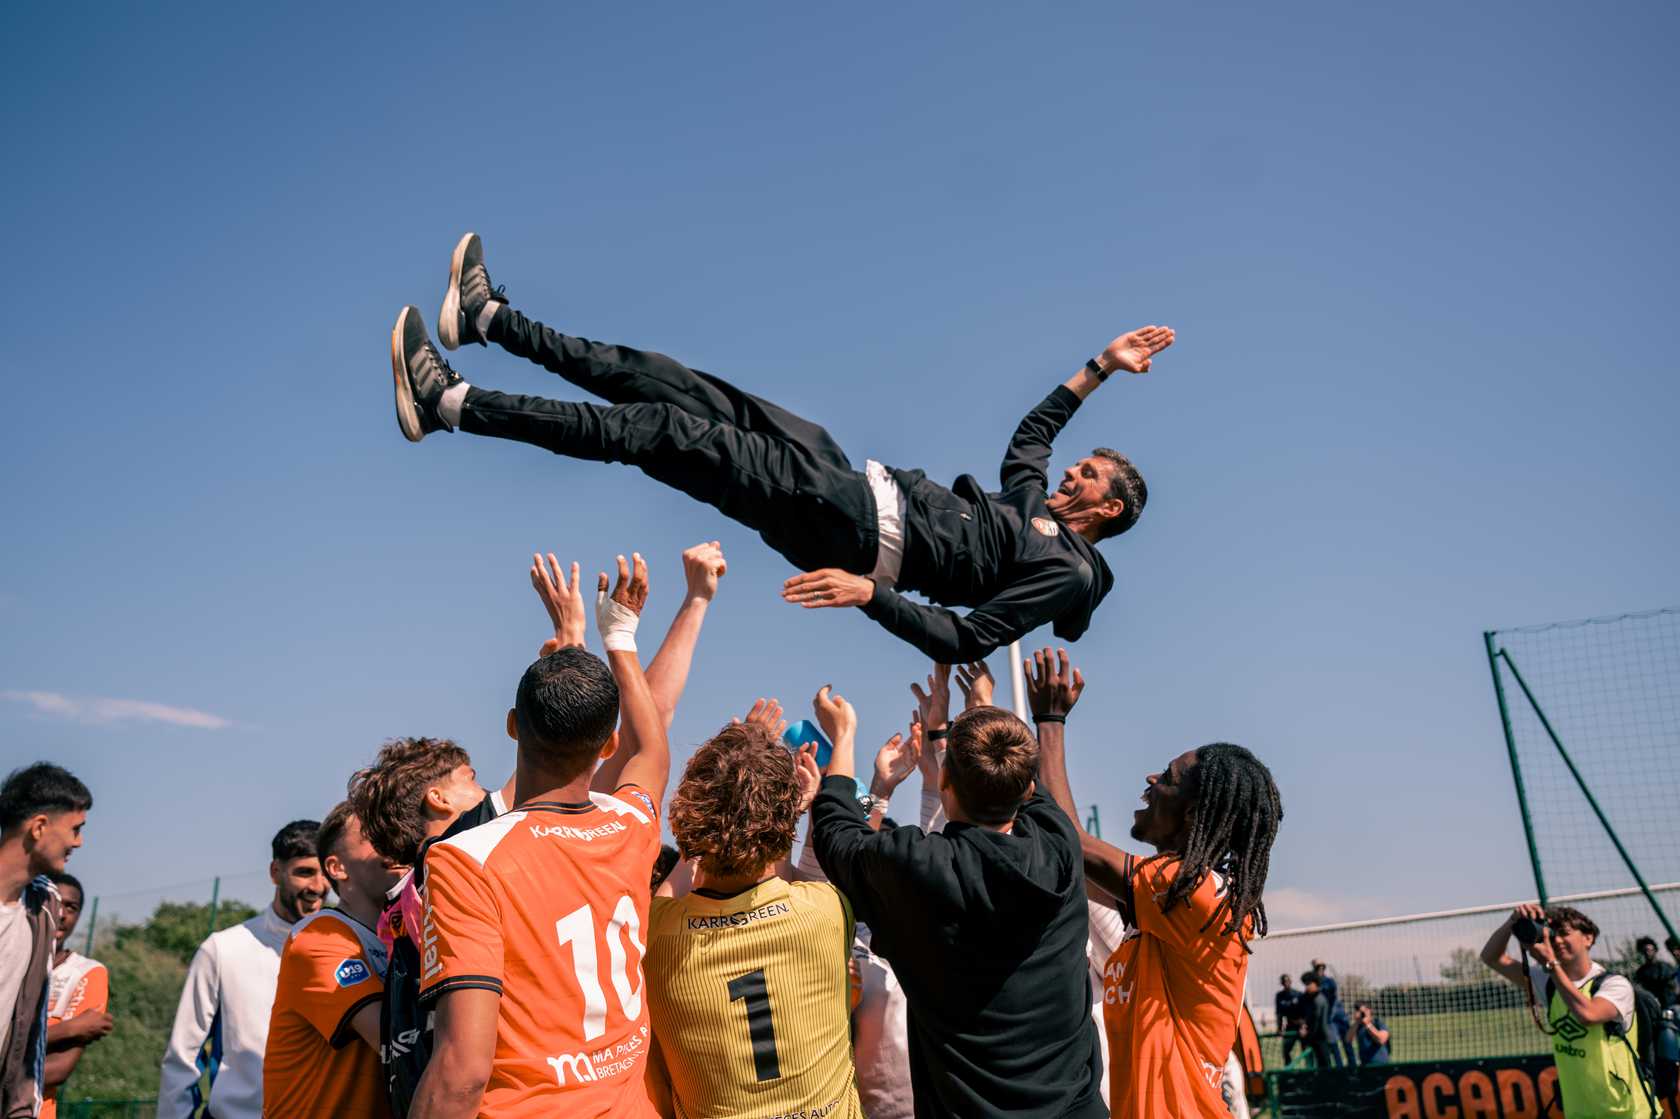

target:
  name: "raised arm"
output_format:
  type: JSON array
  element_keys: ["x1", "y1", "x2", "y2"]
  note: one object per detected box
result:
[
  {"x1": 1000, "y1": 326, "x2": 1176, "y2": 492},
  {"x1": 644, "y1": 541, "x2": 727, "y2": 728},
  {"x1": 1026, "y1": 647, "x2": 1136, "y2": 910},
  {"x1": 593, "y1": 553, "x2": 672, "y2": 803}
]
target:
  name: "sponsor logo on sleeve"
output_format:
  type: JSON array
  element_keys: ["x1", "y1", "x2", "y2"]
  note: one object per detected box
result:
[
  {"x1": 335, "y1": 958, "x2": 371, "y2": 987},
  {"x1": 1031, "y1": 516, "x2": 1060, "y2": 537}
]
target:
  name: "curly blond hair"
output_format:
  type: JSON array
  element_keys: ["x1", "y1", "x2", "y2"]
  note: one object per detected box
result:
[{"x1": 669, "y1": 722, "x2": 799, "y2": 877}]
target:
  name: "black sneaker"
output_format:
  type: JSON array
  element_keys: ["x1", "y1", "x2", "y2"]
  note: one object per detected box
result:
[
  {"x1": 438, "y1": 232, "x2": 503, "y2": 350},
  {"x1": 390, "y1": 305, "x2": 462, "y2": 443}
]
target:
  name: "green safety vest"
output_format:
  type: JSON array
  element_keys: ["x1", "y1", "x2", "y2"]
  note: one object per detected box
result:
[{"x1": 1545, "y1": 970, "x2": 1657, "y2": 1119}]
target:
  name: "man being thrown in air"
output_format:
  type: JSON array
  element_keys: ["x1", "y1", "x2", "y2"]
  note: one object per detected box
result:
[{"x1": 389, "y1": 233, "x2": 1174, "y2": 660}]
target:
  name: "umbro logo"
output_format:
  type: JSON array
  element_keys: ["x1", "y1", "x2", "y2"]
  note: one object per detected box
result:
[{"x1": 1551, "y1": 1013, "x2": 1588, "y2": 1043}]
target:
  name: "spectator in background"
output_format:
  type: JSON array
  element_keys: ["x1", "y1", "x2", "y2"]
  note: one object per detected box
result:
[
  {"x1": 263, "y1": 803, "x2": 405, "y2": 1118},
  {"x1": 158, "y1": 819, "x2": 326, "y2": 1119},
  {"x1": 1275, "y1": 974, "x2": 1304, "y2": 1065},
  {"x1": 1634, "y1": 937, "x2": 1677, "y2": 1006},
  {"x1": 1299, "y1": 972, "x2": 1333, "y2": 1069},
  {"x1": 0, "y1": 763, "x2": 92, "y2": 1118},
  {"x1": 1312, "y1": 960, "x2": 1354, "y2": 1067},
  {"x1": 42, "y1": 871, "x2": 112, "y2": 1119},
  {"x1": 1481, "y1": 903, "x2": 1655, "y2": 1119},
  {"x1": 1348, "y1": 1002, "x2": 1390, "y2": 1065}
]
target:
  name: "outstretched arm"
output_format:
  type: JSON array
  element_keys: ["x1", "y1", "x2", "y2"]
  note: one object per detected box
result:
[
  {"x1": 1026, "y1": 647, "x2": 1136, "y2": 912},
  {"x1": 790, "y1": 563, "x2": 1079, "y2": 662},
  {"x1": 594, "y1": 553, "x2": 673, "y2": 804},
  {"x1": 644, "y1": 541, "x2": 726, "y2": 728},
  {"x1": 1000, "y1": 326, "x2": 1175, "y2": 491}
]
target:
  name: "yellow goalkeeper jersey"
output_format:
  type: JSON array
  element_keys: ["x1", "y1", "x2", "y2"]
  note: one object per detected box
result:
[{"x1": 646, "y1": 876, "x2": 864, "y2": 1119}]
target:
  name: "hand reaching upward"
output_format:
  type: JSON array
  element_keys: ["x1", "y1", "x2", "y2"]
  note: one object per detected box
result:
[
  {"x1": 1100, "y1": 325, "x2": 1175, "y2": 375},
  {"x1": 531, "y1": 552, "x2": 587, "y2": 654},
  {"x1": 872, "y1": 722, "x2": 923, "y2": 796},
  {"x1": 955, "y1": 661, "x2": 995, "y2": 711}
]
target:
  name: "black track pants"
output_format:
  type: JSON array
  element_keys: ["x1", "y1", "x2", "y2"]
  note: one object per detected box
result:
[{"x1": 459, "y1": 306, "x2": 879, "y2": 574}]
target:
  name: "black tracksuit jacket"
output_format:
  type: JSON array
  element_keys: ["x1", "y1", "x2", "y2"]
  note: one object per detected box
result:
[
  {"x1": 864, "y1": 385, "x2": 1116, "y2": 661},
  {"x1": 811, "y1": 776, "x2": 1107, "y2": 1119}
]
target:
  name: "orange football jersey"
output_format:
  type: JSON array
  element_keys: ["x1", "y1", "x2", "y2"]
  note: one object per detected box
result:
[
  {"x1": 41, "y1": 953, "x2": 109, "y2": 1119},
  {"x1": 262, "y1": 908, "x2": 390, "y2": 1118},
  {"x1": 1103, "y1": 855, "x2": 1252, "y2": 1119},
  {"x1": 420, "y1": 788, "x2": 662, "y2": 1119}
]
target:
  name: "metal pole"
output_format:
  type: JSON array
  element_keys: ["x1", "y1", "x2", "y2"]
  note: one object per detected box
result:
[
  {"x1": 1484, "y1": 632, "x2": 1549, "y2": 906},
  {"x1": 1498, "y1": 647, "x2": 1680, "y2": 945},
  {"x1": 1007, "y1": 641, "x2": 1029, "y2": 721},
  {"x1": 82, "y1": 896, "x2": 98, "y2": 955},
  {"x1": 1086, "y1": 804, "x2": 1102, "y2": 840},
  {"x1": 206, "y1": 876, "x2": 221, "y2": 940}
]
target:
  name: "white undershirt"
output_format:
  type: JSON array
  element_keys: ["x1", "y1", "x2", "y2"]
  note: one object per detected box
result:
[{"x1": 866, "y1": 460, "x2": 908, "y2": 588}]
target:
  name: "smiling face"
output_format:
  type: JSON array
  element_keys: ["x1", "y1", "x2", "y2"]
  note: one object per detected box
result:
[
  {"x1": 270, "y1": 855, "x2": 327, "y2": 922},
  {"x1": 1549, "y1": 919, "x2": 1596, "y2": 968},
  {"x1": 28, "y1": 809, "x2": 87, "y2": 876},
  {"x1": 1045, "y1": 455, "x2": 1124, "y2": 523},
  {"x1": 1130, "y1": 748, "x2": 1201, "y2": 851}
]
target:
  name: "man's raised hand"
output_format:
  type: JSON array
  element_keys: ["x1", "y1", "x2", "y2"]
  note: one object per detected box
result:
[
  {"x1": 793, "y1": 742, "x2": 822, "y2": 814},
  {"x1": 740, "y1": 697, "x2": 788, "y2": 740},
  {"x1": 1025, "y1": 647, "x2": 1085, "y2": 721},
  {"x1": 812, "y1": 684, "x2": 858, "y2": 747},
  {"x1": 532, "y1": 552, "x2": 587, "y2": 655},
  {"x1": 682, "y1": 540, "x2": 727, "y2": 601},
  {"x1": 782, "y1": 569, "x2": 873, "y2": 609},
  {"x1": 595, "y1": 552, "x2": 649, "y2": 653},
  {"x1": 910, "y1": 663, "x2": 953, "y2": 731},
  {"x1": 1100, "y1": 325, "x2": 1175, "y2": 375},
  {"x1": 872, "y1": 722, "x2": 923, "y2": 796},
  {"x1": 954, "y1": 661, "x2": 995, "y2": 711}
]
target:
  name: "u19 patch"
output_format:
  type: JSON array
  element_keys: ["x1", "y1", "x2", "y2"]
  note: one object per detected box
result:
[{"x1": 335, "y1": 958, "x2": 371, "y2": 987}]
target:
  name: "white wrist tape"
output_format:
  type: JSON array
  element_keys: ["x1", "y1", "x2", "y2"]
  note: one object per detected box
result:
[{"x1": 595, "y1": 591, "x2": 641, "y2": 653}]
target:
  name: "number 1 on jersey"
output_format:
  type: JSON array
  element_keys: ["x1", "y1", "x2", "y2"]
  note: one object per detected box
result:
[{"x1": 727, "y1": 968, "x2": 780, "y2": 1081}]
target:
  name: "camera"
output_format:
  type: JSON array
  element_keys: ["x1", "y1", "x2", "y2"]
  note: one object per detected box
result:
[{"x1": 1513, "y1": 915, "x2": 1549, "y2": 945}]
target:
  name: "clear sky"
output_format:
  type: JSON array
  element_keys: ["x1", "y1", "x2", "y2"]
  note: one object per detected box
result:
[{"x1": 4, "y1": 1, "x2": 1676, "y2": 928}]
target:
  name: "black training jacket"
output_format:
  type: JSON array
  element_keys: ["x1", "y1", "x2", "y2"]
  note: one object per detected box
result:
[
  {"x1": 864, "y1": 385, "x2": 1116, "y2": 661},
  {"x1": 811, "y1": 775, "x2": 1107, "y2": 1119}
]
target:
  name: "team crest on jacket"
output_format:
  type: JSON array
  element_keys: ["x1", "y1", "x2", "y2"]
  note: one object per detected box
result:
[{"x1": 1031, "y1": 517, "x2": 1060, "y2": 537}]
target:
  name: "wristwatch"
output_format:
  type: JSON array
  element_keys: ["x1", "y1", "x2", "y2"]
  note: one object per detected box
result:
[
  {"x1": 1085, "y1": 357, "x2": 1109, "y2": 382},
  {"x1": 859, "y1": 794, "x2": 884, "y2": 815}
]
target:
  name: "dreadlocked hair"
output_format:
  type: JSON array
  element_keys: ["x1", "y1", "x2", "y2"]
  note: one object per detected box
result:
[{"x1": 1158, "y1": 742, "x2": 1282, "y2": 952}]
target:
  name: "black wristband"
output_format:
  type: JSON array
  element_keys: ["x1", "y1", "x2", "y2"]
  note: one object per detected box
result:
[
  {"x1": 1032, "y1": 713, "x2": 1066, "y2": 724},
  {"x1": 927, "y1": 727, "x2": 949, "y2": 741},
  {"x1": 1084, "y1": 357, "x2": 1109, "y2": 382}
]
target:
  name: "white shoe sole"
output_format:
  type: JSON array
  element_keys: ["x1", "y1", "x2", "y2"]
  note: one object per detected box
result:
[
  {"x1": 391, "y1": 306, "x2": 424, "y2": 443},
  {"x1": 438, "y1": 232, "x2": 476, "y2": 351}
]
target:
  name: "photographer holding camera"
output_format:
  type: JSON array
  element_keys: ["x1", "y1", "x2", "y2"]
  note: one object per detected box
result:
[
  {"x1": 1481, "y1": 903, "x2": 1658, "y2": 1118},
  {"x1": 1348, "y1": 1002, "x2": 1391, "y2": 1065}
]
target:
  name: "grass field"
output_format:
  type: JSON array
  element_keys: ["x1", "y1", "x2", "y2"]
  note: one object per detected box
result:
[{"x1": 1259, "y1": 1006, "x2": 1550, "y2": 1070}]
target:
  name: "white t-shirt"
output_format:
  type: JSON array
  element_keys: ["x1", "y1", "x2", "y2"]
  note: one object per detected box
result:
[
  {"x1": 0, "y1": 898, "x2": 31, "y2": 1057},
  {"x1": 1528, "y1": 961, "x2": 1636, "y2": 1033}
]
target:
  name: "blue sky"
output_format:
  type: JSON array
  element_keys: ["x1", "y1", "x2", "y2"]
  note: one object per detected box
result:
[{"x1": 3, "y1": 1, "x2": 1676, "y2": 928}]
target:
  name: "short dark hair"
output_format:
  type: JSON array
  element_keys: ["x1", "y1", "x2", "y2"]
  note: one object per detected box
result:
[
  {"x1": 1280, "y1": 973, "x2": 1292, "y2": 983},
  {"x1": 1545, "y1": 905, "x2": 1599, "y2": 943},
  {"x1": 316, "y1": 801, "x2": 355, "y2": 867},
  {"x1": 1300, "y1": 971, "x2": 1319, "y2": 986},
  {"x1": 347, "y1": 737, "x2": 472, "y2": 865},
  {"x1": 515, "y1": 648, "x2": 620, "y2": 782},
  {"x1": 1091, "y1": 447, "x2": 1147, "y2": 541},
  {"x1": 50, "y1": 871, "x2": 83, "y2": 899},
  {"x1": 271, "y1": 819, "x2": 320, "y2": 863},
  {"x1": 1637, "y1": 936, "x2": 1658, "y2": 953},
  {"x1": 0, "y1": 763, "x2": 93, "y2": 836},
  {"x1": 943, "y1": 707, "x2": 1038, "y2": 826},
  {"x1": 669, "y1": 723, "x2": 799, "y2": 877}
]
